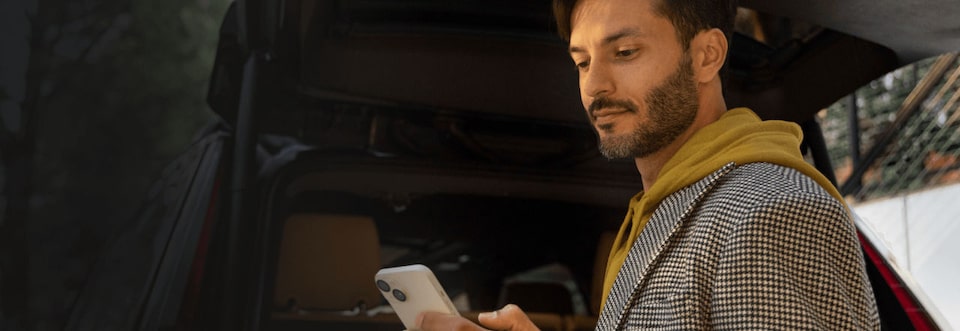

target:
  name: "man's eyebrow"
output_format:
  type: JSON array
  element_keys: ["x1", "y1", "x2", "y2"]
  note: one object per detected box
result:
[{"x1": 569, "y1": 28, "x2": 645, "y2": 54}]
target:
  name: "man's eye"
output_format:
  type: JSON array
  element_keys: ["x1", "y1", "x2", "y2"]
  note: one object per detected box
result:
[
  {"x1": 575, "y1": 61, "x2": 590, "y2": 71},
  {"x1": 616, "y1": 49, "x2": 637, "y2": 57}
]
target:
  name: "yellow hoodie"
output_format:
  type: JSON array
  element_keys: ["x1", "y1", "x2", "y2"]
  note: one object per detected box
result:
[{"x1": 600, "y1": 108, "x2": 845, "y2": 307}]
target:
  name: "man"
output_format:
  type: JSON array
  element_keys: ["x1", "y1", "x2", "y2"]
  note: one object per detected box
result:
[{"x1": 421, "y1": 0, "x2": 880, "y2": 329}]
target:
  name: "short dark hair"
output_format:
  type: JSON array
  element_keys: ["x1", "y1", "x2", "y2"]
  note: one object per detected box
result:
[{"x1": 553, "y1": 0, "x2": 738, "y2": 49}]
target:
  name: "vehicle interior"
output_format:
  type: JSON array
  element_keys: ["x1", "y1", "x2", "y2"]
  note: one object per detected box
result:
[
  {"x1": 198, "y1": 0, "x2": 960, "y2": 330},
  {"x1": 65, "y1": 0, "x2": 958, "y2": 330}
]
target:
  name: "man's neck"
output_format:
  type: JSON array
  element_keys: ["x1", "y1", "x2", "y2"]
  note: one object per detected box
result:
[{"x1": 634, "y1": 130, "x2": 691, "y2": 190}]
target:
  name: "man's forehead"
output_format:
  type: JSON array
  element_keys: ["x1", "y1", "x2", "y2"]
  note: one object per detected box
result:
[
  {"x1": 569, "y1": 0, "x2": 664, "y2": 44},
  {"x1": 571, "y1": 0, "x2": 658, "y2": 21}
]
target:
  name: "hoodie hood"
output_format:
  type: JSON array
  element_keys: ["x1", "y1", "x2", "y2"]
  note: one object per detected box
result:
[{"x1": 600, "y1": 107, "x2": 845, "y2": 307}]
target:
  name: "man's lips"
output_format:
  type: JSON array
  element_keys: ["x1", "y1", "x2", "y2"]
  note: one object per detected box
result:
[{"x1": 592, "y1": 108, "x2": 630, "y2": 121}]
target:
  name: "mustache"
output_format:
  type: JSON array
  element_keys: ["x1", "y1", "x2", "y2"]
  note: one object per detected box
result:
[{"x1": 588, "y1": 97, "x2": 638, "y2": 116}]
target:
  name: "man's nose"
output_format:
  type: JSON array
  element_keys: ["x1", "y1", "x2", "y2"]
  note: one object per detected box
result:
[{"x1": 582, "y1": 63, "x2": 615, "y2": 99}]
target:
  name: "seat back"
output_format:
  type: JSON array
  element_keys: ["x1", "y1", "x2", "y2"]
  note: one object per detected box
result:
[{"x1": 273, "y1": 214, "x2": 382, "y2": 311}]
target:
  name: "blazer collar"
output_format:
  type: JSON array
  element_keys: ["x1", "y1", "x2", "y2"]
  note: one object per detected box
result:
[{"x1": 597, "y1": 162, "x2": 736, "y2": 330}]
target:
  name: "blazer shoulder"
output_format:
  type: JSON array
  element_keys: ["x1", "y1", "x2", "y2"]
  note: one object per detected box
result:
[
  {"x1": 703, "y1": 163, "x2": 845, "y2": 216},
  {"x1": 714, "y1": 162, "x2": 850, "y2": 225}
]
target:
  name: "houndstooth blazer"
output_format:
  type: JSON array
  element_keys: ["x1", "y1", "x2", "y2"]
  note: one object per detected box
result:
[{"x1": 597, "y1": 162, "x2": 880, "y2": 330}]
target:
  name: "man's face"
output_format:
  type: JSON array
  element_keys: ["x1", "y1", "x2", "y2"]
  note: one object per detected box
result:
[{"x1": 568, "y1": 0, "x2": 699, "y2": 159}]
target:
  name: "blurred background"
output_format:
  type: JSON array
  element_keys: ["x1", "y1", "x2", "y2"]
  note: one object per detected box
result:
[
  {"x1": 1, "y1": 0, "x2": 958, "y2": 329},
  {"x1": 1, "y1": 0, "x2": 230, "y2": 329}
]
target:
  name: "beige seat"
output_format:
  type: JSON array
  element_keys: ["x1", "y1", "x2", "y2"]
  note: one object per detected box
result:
[
  {"x1": 272, "y1": 214, "x2": 382, "y2": 311},
  {"x1": 589, "y1": 231, "x2": 616, "y2": 315}
]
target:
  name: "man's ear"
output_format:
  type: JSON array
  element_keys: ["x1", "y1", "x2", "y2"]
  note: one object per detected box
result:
[{"x1": 690, "y1": 28, "x2": 728, "y2": 84}]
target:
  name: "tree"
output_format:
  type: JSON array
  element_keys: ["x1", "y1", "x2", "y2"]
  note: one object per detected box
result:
[{"x1": 0, "y1": 0, "x2": 228, "y2": 328}]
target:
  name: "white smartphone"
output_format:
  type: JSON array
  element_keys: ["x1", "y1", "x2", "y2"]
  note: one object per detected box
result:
[{"x1": 375, "y1": 264, "x2": 460, "y2": 330}]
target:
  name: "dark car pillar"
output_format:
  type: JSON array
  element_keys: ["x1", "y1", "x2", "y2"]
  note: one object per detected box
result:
[{"x1": 222, "y1": 51, "x2": 262, "y2": 331}]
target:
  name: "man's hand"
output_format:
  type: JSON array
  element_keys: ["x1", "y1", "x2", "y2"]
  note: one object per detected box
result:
[{"x1": 417, "y1": 304, "x2": 539, "y2": 331}]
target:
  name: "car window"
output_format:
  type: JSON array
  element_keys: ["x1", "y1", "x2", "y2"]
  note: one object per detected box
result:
[{"x1": 821, "y1": 53, "x2": 960, "y2": 329}]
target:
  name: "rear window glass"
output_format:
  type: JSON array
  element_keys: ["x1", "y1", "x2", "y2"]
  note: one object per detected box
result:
[{"x1": 820, "y1": 53, "x2": 960, "y2": 330}]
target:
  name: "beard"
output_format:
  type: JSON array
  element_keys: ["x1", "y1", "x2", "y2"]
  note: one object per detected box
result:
[{"x1": 592, "y1": 54, "x2": 699, "y2": 159}]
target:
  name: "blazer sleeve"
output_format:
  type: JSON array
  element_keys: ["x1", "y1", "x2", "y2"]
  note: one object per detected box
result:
[{"x1": 709, "y1": 191, "x2": 880, "y2": 330}]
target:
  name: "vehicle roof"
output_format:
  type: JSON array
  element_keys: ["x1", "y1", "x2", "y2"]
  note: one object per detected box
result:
[
  {"x1": 742, "y1": 0, "x2": 960, "y2": 64},
  {"x1": 216, "y1": 0, "x2": 960, "y2": 133}
]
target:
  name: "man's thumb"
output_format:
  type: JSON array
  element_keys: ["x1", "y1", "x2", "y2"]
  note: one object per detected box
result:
[{"x1": 477, "y1": 304, "x2": 538, "y2": 331}]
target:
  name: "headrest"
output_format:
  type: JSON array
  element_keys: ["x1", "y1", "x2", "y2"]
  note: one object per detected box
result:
[{"x1": 273, "y1": 214, "x2": 381, "y2": 311}]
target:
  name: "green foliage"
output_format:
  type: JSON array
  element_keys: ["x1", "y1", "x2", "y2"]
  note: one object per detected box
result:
[{"x1": 33, "y1": 0, "x2": 230, "y2": 217}]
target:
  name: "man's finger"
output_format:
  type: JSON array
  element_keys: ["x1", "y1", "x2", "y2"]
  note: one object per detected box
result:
[
  {"x1": 418, "y1": 311, "x2": 487, "y2": 331},
  {"x1": 477, "y1": 304, "x2": 539, "y2": 331}
]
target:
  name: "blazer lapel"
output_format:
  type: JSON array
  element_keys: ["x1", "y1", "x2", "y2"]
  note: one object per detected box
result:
[{"x1": 596, "y1": 162, "x2": 736, "y2": 330}]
